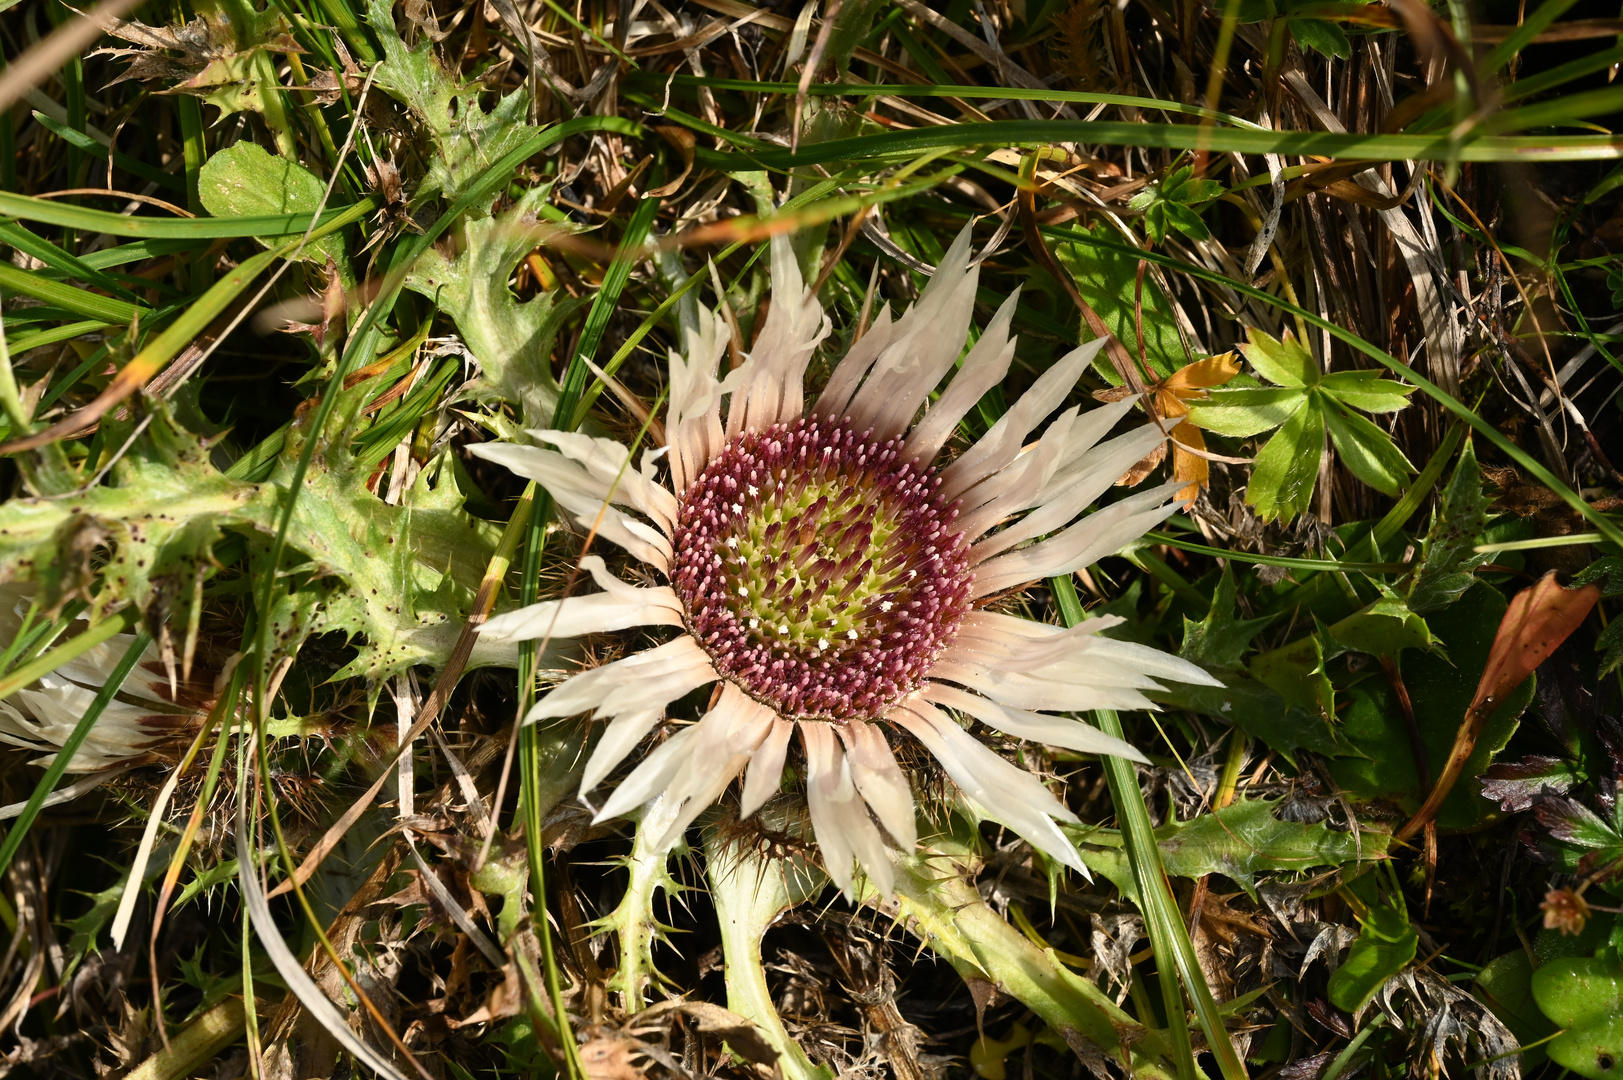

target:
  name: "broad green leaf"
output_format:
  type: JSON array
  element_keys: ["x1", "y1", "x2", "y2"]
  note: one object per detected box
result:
[
  {"x1": 1238, "y1": 327, "x2": 1317, "y2": 388},
  {"x1": 1291, "y1": 18, "x2": 1352, "y2": 58},
  {"x1": 1247, "y1": 395, "x2": 1324, "y2": 521},
  {"x1": 1409, "y1": 440, "x2": 1492, "y2": 614},
  {"x1": 1327, "y1": 899, "x2": 1418, "y2": 1013},
  {"x1": 1056, "y1": 226, "x2": 1186, "y2": 381},
  {"x1": 1475, "y1": 950, "x2": 1555, "y2": 1069},
  {"x1": 1326, "y1": 584, "x2": 1535, "y2": 830},
  {"x1": 1157, "y1": 672, "x2": 1344, "y2": 762},
  {"x1": 1534, "y1": 955, "x2": 1623, "y2": 1080},
  {"x1": 1322, "y1": 399, "x2": 1415, "y2": 495},
  {"x1": 197, "y1": 141, "x2": 351, "y2": 278},
  {"x1": 1319, "y1": 369, "x2": 1416, "y2": 412},
  {"x1": 1185, "y1": 387, "x2": 1306, "y2": 437},
  {"x1": 1080, "y1": 797, "x2": 1383, "y2": 900}
]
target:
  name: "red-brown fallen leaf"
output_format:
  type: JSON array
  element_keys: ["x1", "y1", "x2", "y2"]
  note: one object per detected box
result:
[{"x1": 1398, "y1": 572, "x2": 1601, "y2": 840}]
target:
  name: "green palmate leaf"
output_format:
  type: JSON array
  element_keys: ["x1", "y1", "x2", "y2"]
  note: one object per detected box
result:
[
  {"x1": 1321, "y1": 400, "x2": 1414, "y2": 495},
  {"x1": 1184, "y1": 387, "x2": 1306, "y2": 437},
  {"x1": 1238, "y1": 327, "x2": 1318, "y2": 387},
  {"x1": 1079, "y1": 798, "x2": 1385, "y2": 900},
  {"x1": 0, "y1": 405, "x2": 262, "y2": 613},
  {"x1": 1318, "y1": 369, "x2": 1416, "y2": 412},
  {"x1": 1327, "y1": 896, "x2": 1418, "y2": 1014},
  {"x1": 1247, "y1": 395, "x2": 1324, "y2": 521},
  {"x1": 1409, "y1": 440, "x2": 1492, "y2": 614},
  {"x1": 198, "y1": 141, "x2": 352, "y2": 278}
]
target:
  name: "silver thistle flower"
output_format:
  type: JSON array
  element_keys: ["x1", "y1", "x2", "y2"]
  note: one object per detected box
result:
[{"x1": 471, "y1": 228, "x2": 1220, "y2": 896}]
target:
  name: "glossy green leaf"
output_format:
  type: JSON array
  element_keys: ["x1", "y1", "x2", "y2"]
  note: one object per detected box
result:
[
  {"x1": 1239, "y1": 327, "x2": 1318, "y2": 387},
  {"x1": 1534, "y1": 954, "x2": 1623, "y2": 1080},
  {"x1": 1291, "y1": 18, "x2": 1352, "y2": 58},
  {"x1": 1327, "y1": 900, "x2": 1418, "y2": 1013},
  {"x1": 1474, "y1": 950, "x2": 1555, "y2": 1069},
  {"x1": 1247, "y1": 395, "x2": 1324, "y2": 521},
  {"x1": 1187, "y1": 387, "x2": 1307, "y2": 437},
  {"x1": 1318, "y1": 369, "x2": 1416, "y2": 412},
  {"x1": 1055, "y1": 226, "x2": 1186, "y2": 381},
  {"x1": 1322, "y1": 399, "x2": 1414, "y2": 496}
]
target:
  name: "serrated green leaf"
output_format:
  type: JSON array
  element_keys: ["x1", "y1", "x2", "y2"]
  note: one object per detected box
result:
[
  {"x1": 1238, "y1": 327, "x2": 1318, "y2": 388},
  {"x1": 1319, "y1": 369, "x2": 1416, "y2": 412},
  {"x1": 1322, "y1": 399, "x2": 1414, "y2": 495},
  {"x1": 1185, "y1": 386, "x2": 1306, "y2": 437},
  {"x1": 404, "y1": 186, "x2": 584, "y2": 425},
  {"x1": 367, "y1": 0, "x2": 540, "y2": 207},
  {"x1": 1179, "y1": 567, "x2": 1278, "y2": 671},
  {"x1": 1247, "y1": 395, "x2": 1324, "y2": 521},
  {"x1": 1080, "y1": 797, "x2": 1384, "y2": 900},
  {"x1": 1409, "y1": 440, "x2": 1492, "y2": 614}
]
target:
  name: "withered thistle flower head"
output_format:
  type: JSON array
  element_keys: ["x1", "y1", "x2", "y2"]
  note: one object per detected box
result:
[
  {"x1": 471, "y1": 228, "x2": 1220, "y2": 896},
  {"x1": 0, "y1": 586, "x2": 208, "y2": 773}
]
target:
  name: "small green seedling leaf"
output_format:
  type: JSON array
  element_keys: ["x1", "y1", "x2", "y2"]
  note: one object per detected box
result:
[{"x1": 1327, "y1": 894, "x2": 1418, "y2": 1014}]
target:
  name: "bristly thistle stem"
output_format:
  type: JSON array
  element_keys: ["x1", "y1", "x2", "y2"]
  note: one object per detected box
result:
[{"x1": 704, "y1": 828, "x2": 832, "y2": 1080}]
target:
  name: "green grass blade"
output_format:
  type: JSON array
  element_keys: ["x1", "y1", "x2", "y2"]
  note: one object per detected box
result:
[
  {"x1": 689, "y1": 121, "x2": 1623, "y2": 168},
  {"x1": 0, "y1": 191, "x2": 374, "y2": 239},
  {"x1": 1053, "y1": 577, "x2": 1249, "y2": 1080},
  {"x1": 0, "y1": 220, "x2": 141, "y2": 299},
  {"x1": 0, "y1": 261, "x2": 143, "y2": 324},
  {"x1": 29, "y1": 111, "x2": 187, "y2": 194}
]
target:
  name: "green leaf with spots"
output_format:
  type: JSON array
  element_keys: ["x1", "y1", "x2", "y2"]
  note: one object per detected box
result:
[
  {"x1": 198, "y1": 141, "x2": 352, "y2": 279},
  {"x1": 1533, "y1": 954, "x2": 1623, "y2": 1080}
]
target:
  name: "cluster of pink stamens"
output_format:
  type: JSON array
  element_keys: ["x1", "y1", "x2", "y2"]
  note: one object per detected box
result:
[{"x1": 672, "y1": 417, "x2": 973, "y2": 721}]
